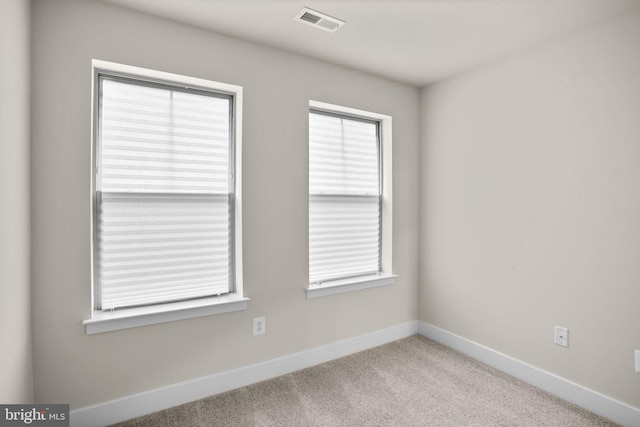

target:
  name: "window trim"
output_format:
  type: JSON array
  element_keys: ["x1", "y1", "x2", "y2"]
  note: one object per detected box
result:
[
  {"x1": 85, "y1": 60, "x2": 246, "y2": 333},
  {"x1": 305, "y1": 273, "x2": 397, "y2": 299},
  {"x1": 306, "y1": 100, "x2": 394, "y2": 298}
]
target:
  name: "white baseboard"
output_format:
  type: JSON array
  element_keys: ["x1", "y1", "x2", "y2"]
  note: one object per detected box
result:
[
  {"x1": 418, "y1": 321, "x2": 640, "y2": 427},
  {"x1": 70, "y1": 321, "x2": 419, "y2": 427}
]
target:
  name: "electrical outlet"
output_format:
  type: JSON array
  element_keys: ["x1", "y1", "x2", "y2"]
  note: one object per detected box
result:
[
  {"x1": 554, "y1": 326, "x2": 569, "y2": 347},
  {"x1": 635, "y1": 350, "x2": 640, "y2": 372},
  {"x1": 253, "y1": 317, "x2": 266, "y2": 336}
]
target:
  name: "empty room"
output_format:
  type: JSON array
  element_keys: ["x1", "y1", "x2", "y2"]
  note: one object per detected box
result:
[{"x1": 1, "y1": 0, "x2": 639, "y2": 426}]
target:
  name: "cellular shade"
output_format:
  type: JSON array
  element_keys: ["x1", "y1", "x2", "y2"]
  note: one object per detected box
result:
[
  {"x1": 96, "y1": 76, "x2": 233, "y2": 310},
  {"x1": 309, "y1": 112, "x2": 379, "y2": 195},
  {"x1": 309, "y1": 111, "x2": 380, "y2": 284},
  {"x1": 99, "y1": 78, "x2": 230, "y2": 194}
]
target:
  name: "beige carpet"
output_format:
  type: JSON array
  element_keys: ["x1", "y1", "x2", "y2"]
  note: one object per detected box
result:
[{"x1": 112, "y1": 335, "x2": 618, "y2": 426}]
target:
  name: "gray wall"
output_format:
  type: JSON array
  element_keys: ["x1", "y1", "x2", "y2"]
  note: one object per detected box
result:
[
  {"x1": 420, "y1": 7, "x2": 640, "y2": 408},
  {"x1": 0, "y1": 0, "x2": 33, "y2": 404},
  {"x1": 30, "y1": 0, "x2": 420, "y2": 409}
]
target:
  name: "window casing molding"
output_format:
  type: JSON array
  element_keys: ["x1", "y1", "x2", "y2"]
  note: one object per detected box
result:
[
  {"x1": 85, "y1": 60, "x2": 246, "y2": 333},
  {"x1": 306, "y1": 100, "x2": 395, "y2": 298}
]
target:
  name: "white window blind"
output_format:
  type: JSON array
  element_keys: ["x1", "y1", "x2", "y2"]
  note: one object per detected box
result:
[
  {"x1": 95, "y1": 76, "x2": 234, "y2": 310},
  {"x1": 309, "y1": 110, "x2": 381, "y2": 284}
]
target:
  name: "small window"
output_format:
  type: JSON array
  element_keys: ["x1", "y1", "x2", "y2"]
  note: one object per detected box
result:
[
  {"x1": 307, "y1": 102, "x2": 395, "y2": 298},
  {"x1": 86, "y1": 61, "x2": 246, "y2": 333}
]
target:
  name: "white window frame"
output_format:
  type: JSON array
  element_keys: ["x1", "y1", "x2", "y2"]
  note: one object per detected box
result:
[
  {"x1": 306, "y1": 100, "x2": 396, "y2": 299},
  {"x1": 84, "y1": 60, "x2": 246, "y2": 334}
]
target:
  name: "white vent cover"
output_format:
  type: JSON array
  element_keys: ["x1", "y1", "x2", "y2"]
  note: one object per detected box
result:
[{"x1": 294, "y1": 7, "x2": 345, "y2": 33}]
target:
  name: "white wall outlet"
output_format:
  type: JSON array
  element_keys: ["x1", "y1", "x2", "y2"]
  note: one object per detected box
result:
[
  {"x1": 635, "y1": 350, "x2": 640, "y2": 372},
  {"x1": 554, "y1": 326, "x2": 569, "y2": 347},
  {"x1": 253, "y1": 317, "x2": 266, "y2": 336}
]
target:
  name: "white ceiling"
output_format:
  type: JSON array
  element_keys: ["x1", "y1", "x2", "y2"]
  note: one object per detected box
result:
[{"x1": 97, "y1": 0, "x2": 639, "y2": 87}]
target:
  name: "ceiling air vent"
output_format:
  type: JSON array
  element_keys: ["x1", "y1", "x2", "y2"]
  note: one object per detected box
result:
[{"x1": 294, "y1": 7, "x2": 345, "y2": 33}]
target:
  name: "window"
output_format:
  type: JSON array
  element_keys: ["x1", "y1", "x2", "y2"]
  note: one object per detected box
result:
[
  {"x1": 85, "y1": 61, "x2": 246, "y2": 334},
  {"x1": 307, "y1": 101, "x2": 395, "y2": 298}
]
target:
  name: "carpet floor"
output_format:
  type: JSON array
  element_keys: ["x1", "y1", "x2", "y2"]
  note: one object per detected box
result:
[{"x1": 112, "y1": 335, "x2": 618, "y2": 426}]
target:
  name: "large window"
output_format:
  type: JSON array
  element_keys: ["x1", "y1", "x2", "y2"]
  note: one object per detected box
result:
[
  {"x1": 308, "y1": 102, "x2": 395, "y2": 298},
  {"x1": 86, "y1": 61, "x2": 245, "y2": 334}
]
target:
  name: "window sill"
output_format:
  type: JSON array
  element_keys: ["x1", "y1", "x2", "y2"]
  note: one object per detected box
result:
[
  {"x1": 305, "y1": 273, "x2": 397, "y2": 299},
  {"x1": 83, "y1": 294, "x2": 249, "y2": 335}
]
